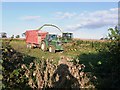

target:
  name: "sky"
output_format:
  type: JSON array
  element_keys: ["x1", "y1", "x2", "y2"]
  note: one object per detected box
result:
[{"x1": 1, "y1": 1, "x2": 119, "y2": 39}]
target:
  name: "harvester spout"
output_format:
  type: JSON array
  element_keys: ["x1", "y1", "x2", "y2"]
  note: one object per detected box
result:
[{"x1": 37, "y1": 24, "x2": 63, "y2": 33}]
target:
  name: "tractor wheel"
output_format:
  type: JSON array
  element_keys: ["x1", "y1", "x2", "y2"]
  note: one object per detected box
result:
[
  {"x1": 49, "y1": 46, "x2": 55, "y2": 53},
  {"x1": 41, "y1": 41, "x2": 47, "y2": 51}
]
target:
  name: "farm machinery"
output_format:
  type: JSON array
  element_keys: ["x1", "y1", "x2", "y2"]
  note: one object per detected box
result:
[
  {"x1": 62, "y1": 32, "x2": 73, "y2": 43},
  {"x1": 25, "y1": 24, "x2": 73, "y2": 52},
  {"x1": 38, "y1": 24, "x2": 73, "y2": 43}
]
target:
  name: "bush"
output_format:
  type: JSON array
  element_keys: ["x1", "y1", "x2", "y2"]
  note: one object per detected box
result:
[
  {"x1": 2, "y1": 40, "x2": 33, "y2": 89},
  {"x1": 95, "y1": 26, "x2": 120, "y2": 88}
]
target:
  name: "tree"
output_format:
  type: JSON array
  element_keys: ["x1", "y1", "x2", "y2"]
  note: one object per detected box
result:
[
  {"x1": 15, "y1": 35, "x2": 20, "y2": 38},
  {"x1": 11, "y1": 35, "x2": 14, "y2": 38},
  {"x1": 22, "y1": 32, "x2": 26, "y2": 37},
  {"x1": 0, "y1": 32, "x2": 7, "y2": 38},
  {"x1": 106, "y1": 26, "x2": 120, "y2": 88},
  {"x1": 108, "y1": 26, "x2": 120, "y2": 41}
]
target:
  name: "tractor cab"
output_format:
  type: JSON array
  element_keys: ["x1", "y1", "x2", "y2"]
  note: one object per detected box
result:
[
  {"x1": 62, "y1": 33, "x2": 73, "y2": 43},
  {"x1": 47, "y1": 34, "x2": 57, "y2": 41},
  {"x1": 46, "y1": 34, "x2": 62, "y2": 46}
]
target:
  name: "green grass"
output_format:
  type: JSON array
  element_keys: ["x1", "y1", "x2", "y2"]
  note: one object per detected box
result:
[{"x1": 9, "y1": 40, "x2": 97, "y2": 61}]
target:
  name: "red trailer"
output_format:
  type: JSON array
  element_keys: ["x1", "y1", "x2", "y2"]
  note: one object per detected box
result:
[{"x1": 25, "y1": 30, "x2": 48, "y2": 48}]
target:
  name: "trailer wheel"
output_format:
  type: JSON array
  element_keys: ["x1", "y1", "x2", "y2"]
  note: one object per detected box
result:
[
  {"x1": 41, "y1": 41, "x2": 47, "y2": 51},
  {"x1": 49, "y1": 46, "x2": 55, "y2": 53},
  {"x1": 27, "y1": 44, "x2": 29, "y2": 48},
  {"x1": 29, "y1": 44, "x2": 32, "y2": 49},
  {"x1": 27, "y1": 43, "x2": 33, "y2": 49}
]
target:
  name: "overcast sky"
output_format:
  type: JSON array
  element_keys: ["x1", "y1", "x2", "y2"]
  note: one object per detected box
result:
[{"x1": 1, "y1": 2, "x2": 118, "y2": 39}]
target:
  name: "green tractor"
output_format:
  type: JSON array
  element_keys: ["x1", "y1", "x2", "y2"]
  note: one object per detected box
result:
[
  {"x1": 40, "y1": 34, "x2": 63, "y2": 53},
  {"x1": 62, "y1": 32, "x2": 73, "y2": 43},
  {"x1": 37, "y1": 24, "x2": 64, "y2": 53}
]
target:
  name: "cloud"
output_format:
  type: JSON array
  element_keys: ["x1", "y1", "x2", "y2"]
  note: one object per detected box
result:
[
  {"x1": 56, "y1": 8, "x2": 118, "y2": 30},
  {"x1": 110, "y1": 8, "x2": 118, "y2": 11},
  {"x1": 55, "y1": 12, "x2": 77, "y2": 19},
  {"x1": 20, "y1": 16, "x2": 41, "y2": 21}
]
